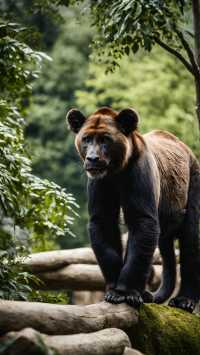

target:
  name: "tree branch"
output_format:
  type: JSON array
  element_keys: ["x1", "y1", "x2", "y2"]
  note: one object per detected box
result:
[
  {"x1": 175, "y1": 30, "x2": 200, "y2": 80},
  {"x1": 154, "y1": 37, "x2": 195, "y2": 76},
  {"x1": 192, "y1": 0, "x2": 200, "y2": 67}
]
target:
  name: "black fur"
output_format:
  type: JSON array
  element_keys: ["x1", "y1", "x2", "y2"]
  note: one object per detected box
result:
[
  {"x1": 116, "y1": 108, "x2": 139, "y2": 135},
  {"x1": 88, "y1": 152, "x2": 160, "y2": 304},
  {"x1": 67, "y1": 107, "x2": 200, "y2": 312},
  {"x1": 67, "y1": 109, "x2": 86, "y2": 133},
  {"x1": 168, "y1": 168, "x2": 200, "y2": 312}
]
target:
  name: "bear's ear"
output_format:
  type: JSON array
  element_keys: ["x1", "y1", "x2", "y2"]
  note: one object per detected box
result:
[
  {"x1": 66, "y1": 109, "x2": 86, "y2": 133},
  {"x1": 115, "y1": 108, "x2": 139, "y2": 135}
]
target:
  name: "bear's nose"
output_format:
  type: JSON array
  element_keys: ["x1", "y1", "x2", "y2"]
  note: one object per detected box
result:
[{"x1": 86, "y1": 155, "x2": 100, "y2": 163}]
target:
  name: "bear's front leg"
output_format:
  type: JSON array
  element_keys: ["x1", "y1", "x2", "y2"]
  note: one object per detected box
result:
[
  {"x1": 88, "y1": 178, "x2": 124, "y2": 303},
  {"x1": 89, "y1": 219, "x2": 123, "y2": 296},
  {"x1": 116, "y1": 217, "x2": 159, "y2": 308}
]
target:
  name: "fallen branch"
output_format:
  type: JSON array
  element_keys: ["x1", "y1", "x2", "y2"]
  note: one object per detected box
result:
[{"x1": 2, "y1": 327, "x2": 131, "y2": 355}]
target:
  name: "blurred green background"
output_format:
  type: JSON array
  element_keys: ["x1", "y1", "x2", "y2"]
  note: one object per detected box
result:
[
  {"x1": 0, "y1": 0, "x2": 199, "y2": 303},
  {"x1": 1, "y1": 1, "x2": 200, "y2": 250},
  {"x1": 26, "y1": 6, "x2": 199, "y2": 248}
]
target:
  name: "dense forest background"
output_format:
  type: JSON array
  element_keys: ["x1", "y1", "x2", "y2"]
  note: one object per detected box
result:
[
  {"x1": 27, "y1": 3, "x2": 199, "y2": 246},
  {"x1": 0, "y1": 0, "x2": 199, "y2": 302}
]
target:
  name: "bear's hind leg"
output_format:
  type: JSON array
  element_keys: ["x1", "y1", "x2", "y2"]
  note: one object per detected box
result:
[
  {"x1": 169, "y1": 168, "x2": 200, "y2": 313},
  {"x1": 154, "y1": 237, "x2": 176, "y2": 304}
]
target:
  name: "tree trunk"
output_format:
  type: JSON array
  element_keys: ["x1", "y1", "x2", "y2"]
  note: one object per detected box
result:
[
  {"x1": 192, "y1": 0, "x2": 200, "y2": 129},
  {"x1": 194, "y1": 78, "x2": 200, "y2": 130},
  {"x1": 0, "y1": 301, "x2": 200, "y2": 355}
]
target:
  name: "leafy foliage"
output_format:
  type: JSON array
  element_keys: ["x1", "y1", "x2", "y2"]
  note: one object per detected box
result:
[
  {"x1": 0, "y1": 223, "x2": 34, "y2": 300},
  {"x1": 86, "y1": 1, "x2": 192, "y2": 70},
  {"x1": 0, "y1": 14, "x2": 78, "y2": 300},
  {"x1": 26, "y1": 8, "x2": 92, "y2": 247},
  {"x1": 76, "y1": 48, "x2": 199, "y2": 157}
]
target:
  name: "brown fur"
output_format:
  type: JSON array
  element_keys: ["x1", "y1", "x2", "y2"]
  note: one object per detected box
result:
[
  {"x1": 67, "y1": 106, "x2": 200, "y2": 310},
  {"x1": 74, "y1": 108, "x2": 199, "y2": 213},
  {"x1": 144, "y1": 130, "x2": 199, "y2": 213},
  {"x1": 75, "y1": 109, "x2": 134, "y2": 170}
]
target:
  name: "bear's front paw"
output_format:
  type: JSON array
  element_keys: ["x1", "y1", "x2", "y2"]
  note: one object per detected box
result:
[
  {"x1": 168, "y1": 296, "x2": 196, "y2": 313},
  {"x1": 104, "y1": 290, "x2": 126, "y2": 304},
  {"x1": 142, "y1": 290, "x2": 153, "y2": 303},
  {"x1": 125, "y1": 290, "x2": 143, "y2": 308}
]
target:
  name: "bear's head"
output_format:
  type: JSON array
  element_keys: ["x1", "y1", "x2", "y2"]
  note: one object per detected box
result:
[{"x1": 66, "y1": 107, "x2": 140, "y2": 179}]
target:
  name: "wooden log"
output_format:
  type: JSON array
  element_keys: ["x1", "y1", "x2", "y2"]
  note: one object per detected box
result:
[
  {"x1": 32, "y1": 264, "x2": 161, "y2": 292},
  {"x1": 2, "y1": 327, "x2": 131, "y2": 355},
  {"x1": 36, "y1": 264, "x2": 105, "y2": 291},
  {"x1": 0, "y1": 300, "x2": 138, "y2": 335},
  {"x1": 0, "y1": 301, "x2": 200, "y2": 355},
  {"x1": 22, "y1": 248, "x2": 96, "y2": 273},
  {"x1": 123, "y1": 348, "x2": 145, "y2": 355},
  {"x1": 22, "y1": 246, "x2": 165, "y2": 274}
]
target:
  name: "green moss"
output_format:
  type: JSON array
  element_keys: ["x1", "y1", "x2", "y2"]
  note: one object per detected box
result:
[{"x1": 130, "y1": 304, "x2": 200, "y2": 355}]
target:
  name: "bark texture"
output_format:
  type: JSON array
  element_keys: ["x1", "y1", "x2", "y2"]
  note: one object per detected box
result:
[{"x1": 0, "y1": 300, "x2": 138, "y2": 335}]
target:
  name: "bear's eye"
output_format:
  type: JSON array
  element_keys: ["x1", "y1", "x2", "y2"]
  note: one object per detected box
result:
[
  {"x1": 82, "y1": 135, "x2": 92, "y2": 144},
  {"x1": 99, "y1": 135, "x2": 112, "y2": 144}
]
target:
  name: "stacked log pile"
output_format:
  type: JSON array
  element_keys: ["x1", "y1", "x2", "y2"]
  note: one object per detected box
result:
[
  {"x1": 1, "y1": 246, "x2": 198, "y2": 355},
  {"x1": 1, "y1": 300, "x2": 200, "y2": 355},
  {"x1": 21, "y1": 246, "x2": 163, "y2": 304}
]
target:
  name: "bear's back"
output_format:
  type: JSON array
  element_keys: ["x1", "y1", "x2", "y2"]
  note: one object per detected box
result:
[{"x1": 143, "y1": 130, "x2": 195, "y2": 214}]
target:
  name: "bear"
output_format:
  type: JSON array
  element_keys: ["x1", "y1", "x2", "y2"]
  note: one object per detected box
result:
[{"x1": 67, "y1": 106, "x2": 200, "y2": 312}]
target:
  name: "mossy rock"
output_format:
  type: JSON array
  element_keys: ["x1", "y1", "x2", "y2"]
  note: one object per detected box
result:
[{"x1": 130, "y1": 304, "x2": 200, "y2": 355}]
